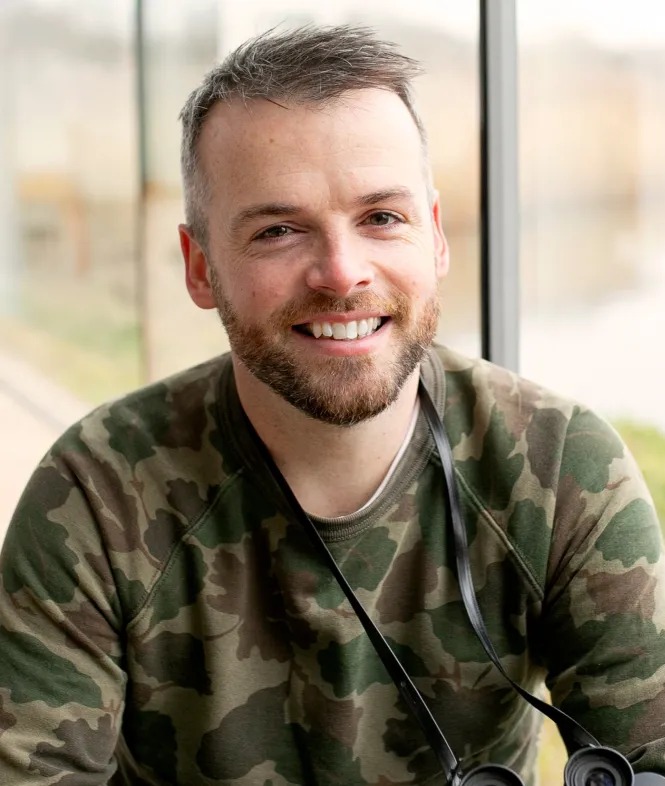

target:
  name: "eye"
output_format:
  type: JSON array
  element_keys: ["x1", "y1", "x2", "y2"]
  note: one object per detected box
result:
[
  {"x1": 255, "y1": 225, "x2": 294, "y2": 240},
  {"x1": 364, "y1": 211, "x2": 402, "y2": 227}
]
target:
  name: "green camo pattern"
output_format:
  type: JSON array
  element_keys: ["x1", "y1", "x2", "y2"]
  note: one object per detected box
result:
[{"x1": 1, "y1": 345, "x2": 664, "y2": 784}]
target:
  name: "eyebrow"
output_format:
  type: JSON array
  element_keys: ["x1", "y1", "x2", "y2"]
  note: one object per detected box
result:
[
  {"x1": 230, "y1": 187, "x2": 417, "y2": 234},
  {"x1": 230, "y1": 203, "x2": 300, "y2": 234},
  {"x1": 353, "y1": 187, "x2": 416, "y2": 207}
]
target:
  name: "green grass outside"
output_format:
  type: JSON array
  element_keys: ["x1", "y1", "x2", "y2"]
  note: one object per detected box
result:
[{"x1": 614, "y1": 419, "x2": 665, "y2": 526}]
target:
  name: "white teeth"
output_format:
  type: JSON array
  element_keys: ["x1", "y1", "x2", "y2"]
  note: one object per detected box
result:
[{"x1": 307, "y1": 318, "x2": 383, "y2": 340}]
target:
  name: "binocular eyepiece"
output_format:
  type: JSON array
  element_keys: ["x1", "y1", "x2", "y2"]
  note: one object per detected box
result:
[
  {"x1": 564, "y1": 746, "x2": 634, "y2": 786},
  {"x1": 456, "y1": 746, "x2": 635, "y2": 786}
]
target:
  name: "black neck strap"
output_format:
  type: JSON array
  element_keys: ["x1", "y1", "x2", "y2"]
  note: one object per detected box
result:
[
  {"x1": 245, "y1": 375, "x2": 600, "y2": 782},
  {"x1": 417, "y1": 377, "x2": 599, "y2": 752},
  {"x1": 247, "y1": 406, "x2": 461, "y2": 781}
]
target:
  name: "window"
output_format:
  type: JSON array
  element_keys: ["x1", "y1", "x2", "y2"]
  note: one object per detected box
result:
[{"x1": 0, "y1": 0, "x2": 141, "y2": 403}]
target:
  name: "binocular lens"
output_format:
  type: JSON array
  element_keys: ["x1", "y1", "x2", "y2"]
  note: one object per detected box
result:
[
  {"x1": 585, "y1": 769, "x2": 618, "y2": 786},
  {"x1": 459, "y1": 763, "x2": 525, "y2": 785},
  {"x1": 564, "y1": 746, "x2": 634, "y2": 786}
]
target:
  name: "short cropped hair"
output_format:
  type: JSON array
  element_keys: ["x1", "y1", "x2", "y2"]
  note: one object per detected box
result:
[{"x1": 179, "y1": 25, "x2": 426, "y2": 246}]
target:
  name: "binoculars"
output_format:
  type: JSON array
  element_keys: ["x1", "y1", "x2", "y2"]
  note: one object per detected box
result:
[{"x1": 454, "y1": 746, "x2": 665, "y2": 785}]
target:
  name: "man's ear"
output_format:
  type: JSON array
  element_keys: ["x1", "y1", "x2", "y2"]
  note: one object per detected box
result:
[
  {"x1": 431, "y1": 192, "x2": 450, "y2": 279},
  {"x1": 179, "y1": 224, "x2": 216, "y2": 309}
]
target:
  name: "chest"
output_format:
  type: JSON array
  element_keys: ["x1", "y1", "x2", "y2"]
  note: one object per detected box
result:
[{"x1": 120, "y1": 492, "x2": 540, "y2": 784}]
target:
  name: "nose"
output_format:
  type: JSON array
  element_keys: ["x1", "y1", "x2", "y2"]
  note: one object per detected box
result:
[{"x1": 304, "y1": 231, "x2": 374, "y2": 297}]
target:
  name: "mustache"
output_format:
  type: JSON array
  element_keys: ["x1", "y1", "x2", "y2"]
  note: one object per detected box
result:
[{"x1": 273, "y1": 291, "x2": 410, "y2": 326}]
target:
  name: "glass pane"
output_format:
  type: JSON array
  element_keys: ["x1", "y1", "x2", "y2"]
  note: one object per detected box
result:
[
  {"x1": 141, "y1": 0, "x2": 221, "y2": 381},
  {"x1": 143, "y1": 0, "x2": 481, "y2": 379},
  {"x1": 0, "y1": 0, "x2": 141, "y2": 404},
  {"x1": 518, "y1": 0, "x2": 665, "y2": 509},
  {"x1": 517, "y1": 1, "x2": 665, "y2": 777}
]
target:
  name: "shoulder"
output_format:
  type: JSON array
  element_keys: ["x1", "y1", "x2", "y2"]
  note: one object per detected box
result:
[
  {"x1": 73, "y1": 354, "x2": 228, "y2": 453},
  {"x1": 53, "y1": 353, "x2": 234, "y2": 482},
  {"x1": 431, "y1": 344, "x2": 576, "y2": 424},
  {"x1": 430, "y1": 344, "x2": 582, "y2": 470},
  {"x1": 427, "y1": 345, "x2": 655, "y2": 590},
  {"x1": 429, "y1": 343, "x2": 620, "y2": 486},
  {"x1": 4, "y1": 355, "x2": 240, "y2": 620}
]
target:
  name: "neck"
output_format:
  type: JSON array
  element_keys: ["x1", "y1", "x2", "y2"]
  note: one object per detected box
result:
[{"x1": 233, "y1": 360, "x2": 421, "y2": 517}]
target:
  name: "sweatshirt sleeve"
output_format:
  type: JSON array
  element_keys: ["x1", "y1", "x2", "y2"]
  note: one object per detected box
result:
[
  {"x1": 0, "y1": 451, "x2": 125, "y2": 784},
  {"x1": 541, "y1": 406, "x2": 665, "y2": 773}
]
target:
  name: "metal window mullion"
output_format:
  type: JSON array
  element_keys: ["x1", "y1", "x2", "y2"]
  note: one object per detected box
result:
[{"x1": 480, "y1": 0, "x2": 520, "y2": 371}]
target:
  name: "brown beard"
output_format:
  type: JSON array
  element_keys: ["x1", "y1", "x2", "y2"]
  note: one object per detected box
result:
[{"x1": 210, "y1": 270, "x2": 439, "y2": 426}]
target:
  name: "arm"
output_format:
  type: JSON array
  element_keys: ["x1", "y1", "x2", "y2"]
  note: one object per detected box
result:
[
  {"x1": 542, "y1": 407, "x2": 665, "y2": 773},
  {"x1": 0, "y1": 454, "x2": 125, "y2": 784}
]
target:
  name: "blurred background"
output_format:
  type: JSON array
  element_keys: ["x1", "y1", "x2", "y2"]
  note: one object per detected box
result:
[{"x1": 1, "y1": 0, "x2": 664, "y2": 774}]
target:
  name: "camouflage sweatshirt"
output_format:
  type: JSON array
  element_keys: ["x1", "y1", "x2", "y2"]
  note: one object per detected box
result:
[{"x1": 1, "y1": 345, "x2": 664, "y2": 785}]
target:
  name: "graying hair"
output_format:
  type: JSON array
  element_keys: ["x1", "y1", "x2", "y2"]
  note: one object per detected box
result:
[{"x1": 178, "y1": 25, "x2": 428, "y2": 246}]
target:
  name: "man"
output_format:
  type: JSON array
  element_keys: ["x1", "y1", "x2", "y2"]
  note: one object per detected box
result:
[{"x1": 1, "y1": 25, "x2": 664, "y2": 785}]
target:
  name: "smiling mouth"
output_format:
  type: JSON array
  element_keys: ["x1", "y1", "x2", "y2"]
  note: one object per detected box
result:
[{"x1": 294, "y1": 317, "x2": 387, "y2": 340}]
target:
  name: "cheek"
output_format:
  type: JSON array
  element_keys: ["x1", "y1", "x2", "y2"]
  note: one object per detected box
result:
[
  {"x1": 234, "y1": 274, "x2": 290, "y2": 315},
  {"x1": 394, "y1": 269, "x2": 438, "y2": 299},
  {"x1": 384, "y1": 242, "x2": 439, "y2": 289}
]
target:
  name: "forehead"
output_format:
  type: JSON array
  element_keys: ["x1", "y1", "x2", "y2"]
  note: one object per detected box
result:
[{"x1": 196, "y1": 89, "x2": 427, "y2": 205}]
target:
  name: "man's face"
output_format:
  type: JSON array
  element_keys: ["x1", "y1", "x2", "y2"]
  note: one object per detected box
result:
[{"x1": 181, "y1": 88, "x2": 449, "y2": 425}]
